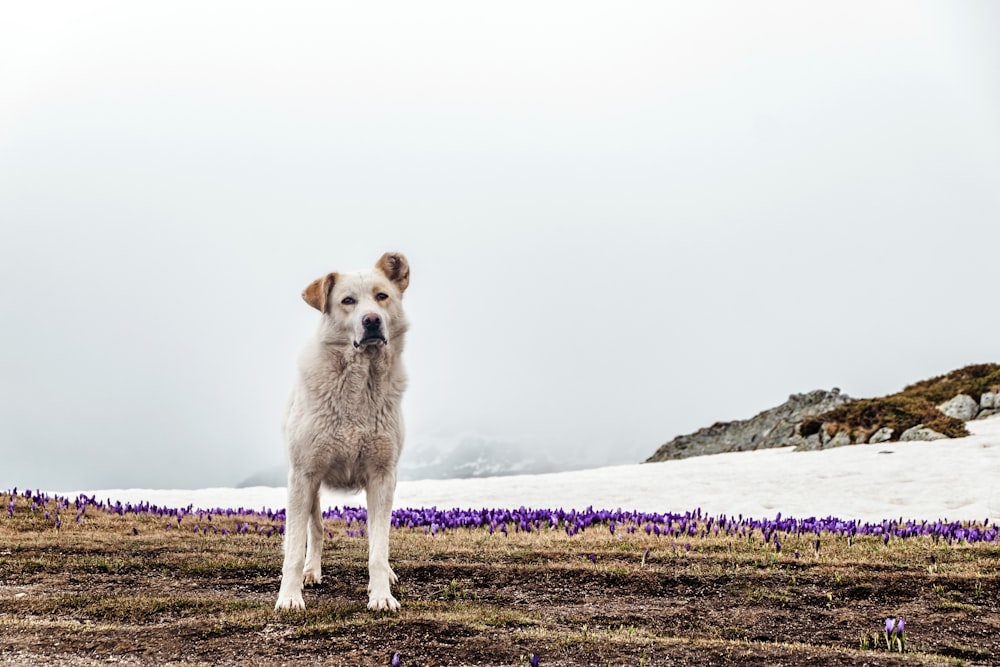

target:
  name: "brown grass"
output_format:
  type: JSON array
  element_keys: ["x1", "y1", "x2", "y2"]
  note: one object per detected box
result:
[
  {"x1": 2, "y1": 492, "x2": 999, "y2": 665},
  {"x1": 799, "y1": 363, "x2": 1000, "y2": 442},
  {"x1": 903, "y1": 363, "x2": 1000, "y2": 405},
  {"x1": 800, "y1": 395, "x2": 968, "y2": 441}
]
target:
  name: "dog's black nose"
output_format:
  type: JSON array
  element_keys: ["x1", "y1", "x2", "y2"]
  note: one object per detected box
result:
[{"x1": 362, "y1": 313, "x2": 382, "y2": 330}]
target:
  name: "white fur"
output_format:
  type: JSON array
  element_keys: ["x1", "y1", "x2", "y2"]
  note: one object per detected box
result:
[{"x1": 275, "y1": 252, "x2": 410, "y2": 612}]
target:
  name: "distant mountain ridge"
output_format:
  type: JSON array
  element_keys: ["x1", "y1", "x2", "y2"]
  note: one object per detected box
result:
[{"x1": 238, "y1": 434, "x2": 651, "y2": 488}]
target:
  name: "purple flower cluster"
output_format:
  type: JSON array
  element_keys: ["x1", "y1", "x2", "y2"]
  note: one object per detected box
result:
[
  {"x1": 884, "y1": 617, "x2": 906, "y2": 652},
  {"x1": 3, "y1": 488, "x2": 287, "y2": 537},
  {"x1": 3, "y1": 488, "x2": 997, "y2": 549},
  {"x1": 386, "y1": 505, "x2": 997, "y2": 548}
]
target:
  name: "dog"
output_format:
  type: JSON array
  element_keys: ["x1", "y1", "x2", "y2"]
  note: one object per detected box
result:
[{"x1": 275, "y1": 252, "x2": 410, "y2": 612}]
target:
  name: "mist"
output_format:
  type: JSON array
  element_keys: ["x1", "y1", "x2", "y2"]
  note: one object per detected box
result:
[{"x1": 2, "y1": 2, "x2": 999, "y2": 490}]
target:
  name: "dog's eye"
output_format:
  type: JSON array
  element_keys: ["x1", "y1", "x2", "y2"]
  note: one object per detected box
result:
[
  {"x1": 341, "y1": 297, "x2": 356, "y2": 306},
  {"x1": 375, "y1": 292, "x2": 389, "y2": 302}
]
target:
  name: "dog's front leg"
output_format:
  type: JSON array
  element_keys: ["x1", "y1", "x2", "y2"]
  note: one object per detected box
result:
[
  {"x1": 303, "y1": 488, "x2": 324, "y2": 586},
  {"x1": 365, "y1": 473, "x2": 400, "y2": 612},
  {"x1": 275, "y1": 470, "x2": 318, "y2": 610}
]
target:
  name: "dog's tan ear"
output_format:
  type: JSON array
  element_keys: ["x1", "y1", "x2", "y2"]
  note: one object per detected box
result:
[
  {"x1": 375, "y1": 252, "x2": 409, "y2": 293},
  {"x1": 302, "y1": 273, "x2": 338, "y2": 312}
]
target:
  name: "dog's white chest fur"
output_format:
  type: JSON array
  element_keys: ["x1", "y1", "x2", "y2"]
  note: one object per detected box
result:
[{"x1": 285, "y1": 347, "x2": 407, "y2": 491}]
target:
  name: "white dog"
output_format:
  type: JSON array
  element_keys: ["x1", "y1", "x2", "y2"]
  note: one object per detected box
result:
[{"x1": 275, "y1": 252, "x2": 410, "y2": 612}]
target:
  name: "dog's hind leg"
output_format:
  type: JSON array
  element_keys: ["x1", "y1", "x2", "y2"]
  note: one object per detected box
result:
[
  {"x1": 303, "y1": 488, "x2": 323, "y2": 586},
  {"x1": 275, "y1": 470, "x2": 318, "y2": 610},
  {"x1": 365, "y1": 472, "x2": 400, "y2": 612}
]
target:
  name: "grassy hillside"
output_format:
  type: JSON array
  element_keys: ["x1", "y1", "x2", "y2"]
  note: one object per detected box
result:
[
  {"x1": 903, "y1": 363, "x2": 1000, "y2": 405},
  {"x1": 800, "y1": 363, "x2": 1000, "y2": 442}
]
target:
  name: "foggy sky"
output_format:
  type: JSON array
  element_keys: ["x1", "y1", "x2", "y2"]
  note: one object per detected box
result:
[{"x1": 2, "y1": 2, "x2": 999, "y2": 490}]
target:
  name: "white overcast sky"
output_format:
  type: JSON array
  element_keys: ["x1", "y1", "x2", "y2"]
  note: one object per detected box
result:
[{"x1": 2, "y1": 1, "x2": 999, "y2": 490}]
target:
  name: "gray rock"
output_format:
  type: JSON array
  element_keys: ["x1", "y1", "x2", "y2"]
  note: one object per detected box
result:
[
  {"x1": 868, "y1": 427, "x2": 894, "y2": 444},
  {"x1": 645, "y1": 388, "x2": 852, "y2": 462},
  {"x1": 977, "y1": 408, "x2": 998, "y2": 420},
  {"x1": 828, "y1": 431, "x2": 852, "y2": 448},
  {"x1": 981, "y1": 392, "x2": 997, "y2": 410},
  {"x1": 899, "y1": 424, "x2": 948, "y2": 441},
  {"x1": 798, "y1": 433, "x2": 822, "y2": 451},
  {"x1": 786, "y1": 434, "x2": 807, "y2": 449},
  {"x1": 937, "y1": 394, "x2": 980, "y2": 421}
]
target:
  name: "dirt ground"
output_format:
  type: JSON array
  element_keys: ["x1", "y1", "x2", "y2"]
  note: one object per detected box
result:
[{"x1": 1, "y1": 505, "x2": 998, "y2": 666}]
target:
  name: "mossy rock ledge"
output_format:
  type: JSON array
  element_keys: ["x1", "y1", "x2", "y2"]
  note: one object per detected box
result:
[
  {"x1": 645, "y1": 363, "x2": 1000, "y2": 463},
  {"x1": 645, "y1": 388, "x2": 851, "y2": 462}
]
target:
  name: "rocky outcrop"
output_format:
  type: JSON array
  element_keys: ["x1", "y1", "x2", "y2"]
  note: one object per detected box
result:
[
  {"x1": 979, "y1": 392, "x2": 998, "y2": 420},
  {"x1": 792, "y1": 427, "x2": 859, "y2": 451},
  {"x1": 933, "y1": 391, "x2": 999, "y2": 422},
  {"x1": 868, "y1": 427, "x2": 894, "y2": 444},
  {"x1": 645, "y1": 369, "x2": 1000, "y2": 463},
  {"x1": 797, "y1": 391, "x2": 993, "y2": 449},
  {"x1": 937, "y1": 394, "x2": 979, "y2": 421},
  {"x1": 645, "y1": 389, "x2": 851, "y2": 462},
  {"x1": 899, "y1": 425, "x2": 948, "y2": 441}
]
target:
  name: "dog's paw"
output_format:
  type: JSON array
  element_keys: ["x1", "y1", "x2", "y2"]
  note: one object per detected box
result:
[
  {"x1": 388, "y1": 566, "x2": 399, "y2": 586},
  {"x1": 367, "y1": 591, "x2": 400, "y2": 613},
  {"x1": 274, "y1": 593, "x2": 306, "y2": 611},
  {"x1": 303, "y1": 566, "x2": 322, "y2": 586}
]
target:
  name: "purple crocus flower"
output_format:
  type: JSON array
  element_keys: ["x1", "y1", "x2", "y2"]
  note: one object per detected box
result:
[
  {"x1": 530, "y1": 654, "x2": 540, "y2": 667},
  {"x1": 391, "y1": 652, "x2": 400, "y2": 666},
  {"x1": 896, "y1": 617, "x2": 905, "y2": 634}
]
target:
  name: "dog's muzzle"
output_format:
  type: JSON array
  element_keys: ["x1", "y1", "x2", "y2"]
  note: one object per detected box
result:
[{"x1": 354, "y1": 313, "x2": 388, "y2": 348}]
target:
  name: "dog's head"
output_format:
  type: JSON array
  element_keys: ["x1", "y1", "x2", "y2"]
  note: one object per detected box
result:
[{"x1": 302, "y1": 252, "x2": 410, "y2": 351}]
